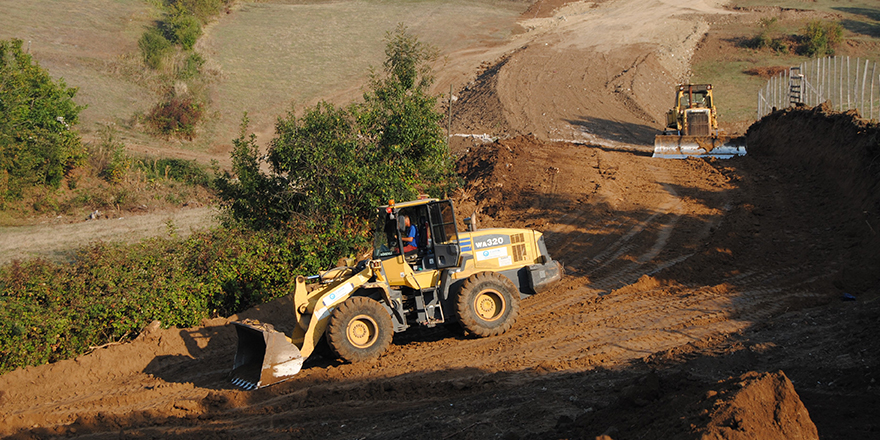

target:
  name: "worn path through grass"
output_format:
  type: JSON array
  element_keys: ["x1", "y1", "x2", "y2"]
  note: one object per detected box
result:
[{"x1": 0, "y1": 207, "x2": 218, "y2": 265}]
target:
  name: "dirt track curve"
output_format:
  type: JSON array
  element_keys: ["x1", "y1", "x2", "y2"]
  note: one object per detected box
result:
[{"x1": 2, "y1": 0, "x2": 880, "y2": 439}]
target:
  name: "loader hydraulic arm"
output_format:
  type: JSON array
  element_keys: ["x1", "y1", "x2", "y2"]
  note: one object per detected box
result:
[{"x1": 289, "y1": 265, "x2": 373, "y2": 358}]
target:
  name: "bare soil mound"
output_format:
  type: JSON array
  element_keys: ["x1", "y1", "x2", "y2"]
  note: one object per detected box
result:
[
  {"x1": 3, "y1": 0, "x2": 880, "y2": 438},
  {"x1": 743, "y1": 103, "x2": 880, "y2": 292},
  {"x1": 4, "y1": 106, "x2": 879, "y2": 439},
  {"x1": 698, "y1": 371, "x2": 818, "y2": 440},
  {"x1": 546, "y1": 370, "x2": 818, "y2": 440}
]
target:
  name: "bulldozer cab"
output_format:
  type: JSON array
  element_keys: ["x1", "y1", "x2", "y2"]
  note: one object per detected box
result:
[
  {"x1": 374, "y1": 198, "x2": 461, "y2": 270},
  {"x1": 676, "y1": 84, "x2": 713, "y2": 110}
]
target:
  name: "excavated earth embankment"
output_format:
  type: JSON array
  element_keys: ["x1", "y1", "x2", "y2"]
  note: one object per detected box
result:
[
  {"x1": 1, "y1": 104, "x2": 878, "y2": 440},
  {"x1": 2, "y1": 0, "x2": 879, "y2": 437}
]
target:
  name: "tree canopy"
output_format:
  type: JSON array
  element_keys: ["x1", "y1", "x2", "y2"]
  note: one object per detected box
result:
[
  {"x1": 218, "y1": 26, "x2": 456, "y2": 243},
  {"x1": 0, "y1": 39, "x2": 85, "y2": 201}
]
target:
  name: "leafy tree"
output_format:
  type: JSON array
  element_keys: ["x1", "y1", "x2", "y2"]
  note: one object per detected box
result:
[
  {"x1": 363, "y1": 24, "x2": 455, "y2": 199},
  {"x1": 801, "y1": 20, "x2": 843, "y2": 57},
  {"x1": 215, "y1": 115, "x2": 292, "y2": 230},
  {"x1": 0, "y1": 39, "x2": 85, "y2": 201},
  {"x1": 218, "y1": 26, "x2": 457, "y2": 255}
]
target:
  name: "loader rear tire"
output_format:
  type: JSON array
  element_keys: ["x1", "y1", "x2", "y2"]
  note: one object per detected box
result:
[
  {"x1": 327, "y1": 296, "x2": 393, "y2": 363},
  {"x1": 455, "y1": 272, "x2": 519, "y2": 337}
]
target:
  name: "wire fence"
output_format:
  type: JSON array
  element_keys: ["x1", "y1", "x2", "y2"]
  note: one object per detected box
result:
[{"x1": 756, "y1": 56, "x2": 880, "y2": 120}]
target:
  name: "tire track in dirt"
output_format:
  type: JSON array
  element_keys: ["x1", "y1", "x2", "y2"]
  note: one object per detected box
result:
[
  {"x1": 485, "y1": 152, "x2": 835, "y2": 379},
  {"x1": 376, "y1": 152, "x2": 745, "y2": 377},
  {"x1": 526, "y1": 161, "x2": 689, "y2": 318}
]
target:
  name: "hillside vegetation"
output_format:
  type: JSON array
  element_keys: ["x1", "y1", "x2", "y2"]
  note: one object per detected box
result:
[
  {"x1": 692, "y1": 0, "x2": 880, "y2": 128},
  {"x1": 0, "y1": 0, "x2": 525, "y2": 161},
  {"x1": 0, "y1": 27, "x2": 456, "y2": 375}
]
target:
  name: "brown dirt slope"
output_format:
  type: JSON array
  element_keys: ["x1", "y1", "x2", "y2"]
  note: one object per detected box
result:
[
  {"x1": 2, "y1": 0, "x2": 880, "y2": 438},
  {"x1": 744, "y1": 103, "x2": 880, "y2": 293},
  {"x1": 1, "y1": 104, "x2": 879, "y2": 440},
  {"x1": 444, "y1": 0, "x2": 729, "y2": 145}
]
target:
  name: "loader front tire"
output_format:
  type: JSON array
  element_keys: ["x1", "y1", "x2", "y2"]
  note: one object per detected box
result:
[
  {"x1": 455, "y1": 272, "x2": 519, "y2": 337},
  {"x1": 327, "y1": 296, "x2": 393, "y2": 363}
]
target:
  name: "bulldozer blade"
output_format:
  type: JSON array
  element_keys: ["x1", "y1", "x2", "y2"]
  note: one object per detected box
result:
[
  {"x1": 653, "y1": 135, "x2": 746, "y2": 159},
  {"x1": 230, "y1": 321, "x2": 304, "y2": 390}
]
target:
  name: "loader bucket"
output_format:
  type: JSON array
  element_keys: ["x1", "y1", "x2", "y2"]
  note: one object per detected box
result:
[
  {"x1": 653, "y1": 134, "x2": 746, "y2": 159},
  {"x1": 230, "y1": 321, "x2": 304, "y2": 390}
]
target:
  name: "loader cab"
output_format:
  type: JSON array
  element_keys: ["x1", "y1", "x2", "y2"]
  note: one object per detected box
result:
[{"x1": 373, "y1": 198, "x2": 461, "y2": 270}]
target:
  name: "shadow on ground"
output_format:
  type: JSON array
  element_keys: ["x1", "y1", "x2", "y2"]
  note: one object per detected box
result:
[{"x1": 564, "y1": 116, "x2": 659, "y2": 146}]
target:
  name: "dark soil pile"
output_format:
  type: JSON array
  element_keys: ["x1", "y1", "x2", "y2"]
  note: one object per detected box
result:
[
  {"x1": 746, "y1": 103, "x2": 880, "y2": 292},
  {"x1": 545, "y1": 370, "x2": 818, "y2": 440},
  {"x1": 747, "y1": 103, "x2": 880, "y2": 218}
]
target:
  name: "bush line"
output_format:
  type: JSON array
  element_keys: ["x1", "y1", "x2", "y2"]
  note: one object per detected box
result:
[{"x1": 0, "y1": 225, "x2": 355, "y2": 374}]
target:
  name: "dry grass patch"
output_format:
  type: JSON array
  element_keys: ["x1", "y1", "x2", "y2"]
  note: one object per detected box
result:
[
  {"x1": 0, "y1": 0, "x2": 160, "y2": 131},
  {"x1": 200, "y1": 0, "x2": 526, "y2": 147}
]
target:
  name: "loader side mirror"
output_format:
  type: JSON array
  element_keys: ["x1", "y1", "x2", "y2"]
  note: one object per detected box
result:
[{"x1": 397, "y1": 215, "x2": 407, "y2": 232}]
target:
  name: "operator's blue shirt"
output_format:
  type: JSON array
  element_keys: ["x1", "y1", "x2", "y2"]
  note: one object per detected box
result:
[{"x1": 405, "y1": 224, "x2": 418, "y2": 249}]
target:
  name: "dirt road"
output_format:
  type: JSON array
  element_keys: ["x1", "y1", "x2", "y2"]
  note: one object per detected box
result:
[
  {"x1": 2, "y1": 0, "x2": 879, "y2": 439},
  {"x1": 0, "y1": 207, "x2": 218, "y2": 265},
  {"x1": 445, "y1": 0, "x2": 732, "y2": 145}
]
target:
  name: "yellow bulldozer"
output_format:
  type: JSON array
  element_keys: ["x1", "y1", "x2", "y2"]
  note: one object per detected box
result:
[
  {"x1": 230, "y1": 198, "x2": 564, "y2": 389},
  {"x1": 653, "y1": 84, "x2": 746, "y2": 159}
]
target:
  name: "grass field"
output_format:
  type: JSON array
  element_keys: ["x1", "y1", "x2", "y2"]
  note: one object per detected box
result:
[
  {"x1": 1, "y1": 0, "x2": 527, "y2": 159},
  {"x1": 0, "y1": 0, "x2": 159, "y2": 134},
  {"x1": 692, "y1": 0, "x2": 880, "y2": 129},
  {"x1": 200, "y1": 0, "x2": 526, "y2": 148}
]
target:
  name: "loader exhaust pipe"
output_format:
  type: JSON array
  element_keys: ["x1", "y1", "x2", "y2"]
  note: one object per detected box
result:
[{"x1": 230, "y1": 320, "x2": 304, "y2": 390}]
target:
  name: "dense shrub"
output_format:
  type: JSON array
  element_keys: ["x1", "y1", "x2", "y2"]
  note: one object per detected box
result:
[
  {"x1": 0, "y1": 39, "x2": 86, "y2": 201},
  {"x1": 168, "y1": 0, "x2": 232, "y2": 23},
  {"x1": 87, "y1": 126, "x2": 131, "y2": 184},
  {"x1": 146, "y1": 96, "x2": 203, "y2": 138},
  {"x1": 136, "y1": 157, "x2": 213, "y2": 186},
  {"x1": 741, "y1": 18, "x2": 844, "y2": 56},
  {"x1": 139, "y1": 0, "x2": 228, "y2": 70},
  {"x1": 741, "y1": 18, "x2": 794, "y2": 53},
  {"x1": 178, "y1": 52, "x2": 204, "y2": 79},
  {"x1": 138, "y1": 28, "x2": 173, "y2": 69},
  {"x1": 0, "y1": 226, "x2": 344, "y2": 373},
  {"x1": 161, "y1": 6, "x2": 202, "y2": 50},
  {"x1": 801, "y1": 20, "x2": 843, "y2": 56}
]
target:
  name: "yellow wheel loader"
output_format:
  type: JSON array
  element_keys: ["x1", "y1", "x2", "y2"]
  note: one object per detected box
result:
[
  {"x1": 230, "y1": 198, "x2": 564, "y2": 389},
  {"x1": 653, "y1": 84, "x2": 747, "y2": 159}
]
